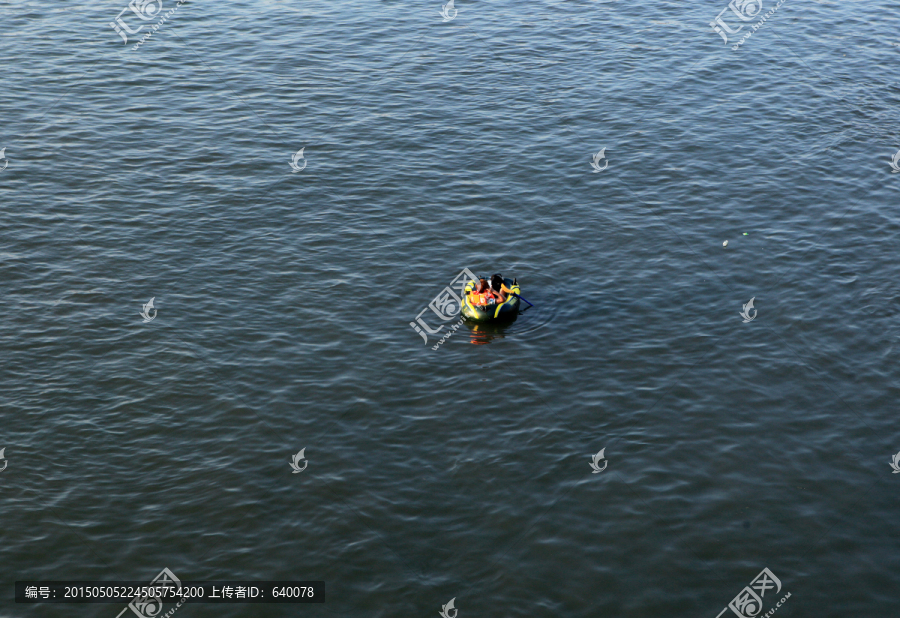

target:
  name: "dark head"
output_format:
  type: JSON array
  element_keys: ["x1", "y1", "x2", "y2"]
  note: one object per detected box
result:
[
  {"x1": 490, "y1": 274, "x2": 503, "y2": 292},
  {"x1": 476, "y1": 278, "x2": 489, "y2": 293}
]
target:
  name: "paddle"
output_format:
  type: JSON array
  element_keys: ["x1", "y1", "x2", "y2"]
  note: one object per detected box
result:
[{"x1": 511, "y1": 293, "x2": 534, "y2": 307}]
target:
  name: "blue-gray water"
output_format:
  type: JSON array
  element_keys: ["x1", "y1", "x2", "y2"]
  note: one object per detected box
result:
[{"x1": 2, "y1": 0, "x2": 900, "y2": 616}]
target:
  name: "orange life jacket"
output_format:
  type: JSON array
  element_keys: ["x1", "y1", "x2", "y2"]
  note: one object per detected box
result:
[{"x1": 470, "y1": 288, "x2": 495, "y2": 306}]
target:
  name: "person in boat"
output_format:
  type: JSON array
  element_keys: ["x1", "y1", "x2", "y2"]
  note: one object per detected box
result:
[
  {"x1": 468, "y1": 275, "x2": 515, "y2": 306},
  {"x1": 489, "y1": 274, "x2": 514, "y2": 303},
  {"x1": 468, "y1": 278, "x2": 497, "y2": 306}
]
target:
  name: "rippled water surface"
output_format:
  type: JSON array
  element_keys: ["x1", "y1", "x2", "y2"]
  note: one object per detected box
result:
[{"x1": 3, "y1": 0, "x2": 900, "y2": 616}]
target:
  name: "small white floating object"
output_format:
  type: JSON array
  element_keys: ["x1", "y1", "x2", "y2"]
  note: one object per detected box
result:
[{"x1": 723, "y1": 240, "x2": 728, "y2": 247}]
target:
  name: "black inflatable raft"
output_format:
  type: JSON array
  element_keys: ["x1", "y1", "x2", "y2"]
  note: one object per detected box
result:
[{"x1": 461, "y1": 277, "x2": 521, "y2": 322}]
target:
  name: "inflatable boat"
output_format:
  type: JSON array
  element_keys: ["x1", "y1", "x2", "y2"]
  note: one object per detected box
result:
[{"x1": 461, "y1": 277, "x2": 521, "y2": 322}]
